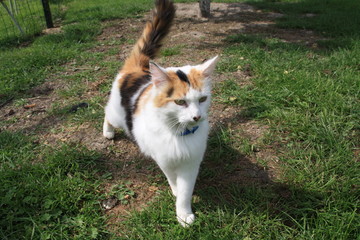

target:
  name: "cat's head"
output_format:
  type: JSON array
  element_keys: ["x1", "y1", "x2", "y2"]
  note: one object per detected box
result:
[{"x1": 149, "y1": 56, "x2": 218, "y2": 133}]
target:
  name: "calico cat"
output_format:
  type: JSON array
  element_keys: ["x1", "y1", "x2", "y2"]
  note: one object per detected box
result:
[{"x1": 103, "y1": 0, "x2": 218, "y2": 226}]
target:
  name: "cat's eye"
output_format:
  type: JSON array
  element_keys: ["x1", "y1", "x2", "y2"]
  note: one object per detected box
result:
[
  {"x1": 199, "y1": 96, "x2": 207, "y2": 103},
  {"x1": 174, "y1": 99, "x2": 187, "y2": 106}
]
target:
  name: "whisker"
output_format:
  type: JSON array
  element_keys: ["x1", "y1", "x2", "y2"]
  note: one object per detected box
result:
[{"x1": 167, "y1": 119, "x2": 182, "y2": 135}]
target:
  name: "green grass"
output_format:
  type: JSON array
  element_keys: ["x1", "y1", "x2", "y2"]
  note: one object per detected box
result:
[
  {"x1": 0, "y1": 131, "x2": 139, "y2": 239},
  {"x1": 0, "y1": 0, "x2": 45, "y2": 44},
  {"x1": 161, "y1": 45, "x2": 183, "y2": 57},
  {"x1": 1, "y1": 0, "x2": 359, "y2": 239},
  {"x1": 0, "y1": 21, "x2": 101, "y2": 103},
  {"x1": 64, "y1": 0, "x2": 150, "y2": 23},
  {"x1": 0, "y1": 132, "x2": 108, "y2": 239},
  {"x1": 213, "y1": 0, "x2": 359, "y2": 238},
  {"x1": 0, "y1": 0, "x2": 68, "y2": 46}
]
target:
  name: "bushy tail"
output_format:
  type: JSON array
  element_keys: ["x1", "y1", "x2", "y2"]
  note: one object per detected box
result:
[{"x1": 122, "y1": 0, "x2": 175, "y2": 72}]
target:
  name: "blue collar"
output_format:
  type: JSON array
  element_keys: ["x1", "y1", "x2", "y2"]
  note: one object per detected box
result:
[{"x1": 180, "y1": 126, "x2": 199, "y2": 136}]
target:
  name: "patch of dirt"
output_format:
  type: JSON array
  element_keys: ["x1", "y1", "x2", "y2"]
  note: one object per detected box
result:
[
  {"x1": 42, "y1": 26, "x2": 63, "y2": 35},
  {"x1": 0, "y1": 2, "x2": 324, "y2": 226}
]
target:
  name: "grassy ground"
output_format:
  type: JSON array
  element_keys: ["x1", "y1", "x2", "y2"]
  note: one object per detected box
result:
[
  {"x1": 0, "y1": 0, "x2": 151, "y2": 105},
  {"x1": 0, "y1": 132, "x2": 108, "y2": 239},
  {"x1": 1, "y1": 0, "x2": 359, "y2": 239}
]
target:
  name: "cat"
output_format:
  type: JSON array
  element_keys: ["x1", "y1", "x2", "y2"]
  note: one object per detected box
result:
[{"x1": 103, "y1": 0, "x2": 218, "y2": 227}]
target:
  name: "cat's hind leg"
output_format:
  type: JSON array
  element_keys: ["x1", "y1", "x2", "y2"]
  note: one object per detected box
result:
[{"x1": 103, "y1": 117, "x2": 115, "y2": 139}]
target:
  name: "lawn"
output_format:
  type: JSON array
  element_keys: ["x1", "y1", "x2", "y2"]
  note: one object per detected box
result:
[{"x1": 0, "y1": 0, "x2": 359, "y2": 239}]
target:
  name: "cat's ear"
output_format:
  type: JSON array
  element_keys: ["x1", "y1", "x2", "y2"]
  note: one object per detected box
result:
[
  {"x1": 150, "y1": 62, "x2": 169, "y2": 87},
  {"x1": 200, "y1": 56, "x2": 219, "y2": 77}
]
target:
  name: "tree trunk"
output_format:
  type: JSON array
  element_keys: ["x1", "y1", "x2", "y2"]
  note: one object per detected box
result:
[{"x1": 199, "y1": 0, "x2": 210, "y2": 18}]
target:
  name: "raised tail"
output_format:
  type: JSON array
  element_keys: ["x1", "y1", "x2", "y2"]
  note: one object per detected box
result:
[{"x1": 122, "y1": 0, "x2": 175, "y2": 72}]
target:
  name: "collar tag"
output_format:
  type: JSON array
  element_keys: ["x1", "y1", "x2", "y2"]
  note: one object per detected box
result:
[{"x1": 180, "y1": 126, "x2": 199, "y2": 136}]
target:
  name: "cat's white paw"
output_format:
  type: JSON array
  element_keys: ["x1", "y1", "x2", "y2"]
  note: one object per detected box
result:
[
  {"x1": 177, "y1": 213, "x2": 195, "y2": 227},
  {"x1": 103, "y1": 131, "x2": 115, "y2": 139},
  {"x1": 103, "y1": 118, "x2": 115, "y2": 139}
]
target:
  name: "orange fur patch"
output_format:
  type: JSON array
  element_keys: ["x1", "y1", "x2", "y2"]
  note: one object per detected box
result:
[
  {"x1": 153, "y1": 71, "x2": 190, "y2": 107},
  {"x1": 132, "y1": 68, "x2": 206, "y2": 111},
  {"x1": 188, "y1": 68, "x2": 204, "y2": 91},
  {"x1": 121, "y1": 21, "x2": 153, "y2": 73}
]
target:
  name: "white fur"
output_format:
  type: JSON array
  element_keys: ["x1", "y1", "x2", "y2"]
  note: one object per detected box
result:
[
  {"x1": 103, "y1": 57, "x2": 218, "y2": 226},
  {"x1": 103, "y1": 73, "x2": 131, "y2": 136}
]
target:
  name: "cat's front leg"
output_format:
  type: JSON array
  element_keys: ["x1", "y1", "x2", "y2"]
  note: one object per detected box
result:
[
  {"x1": 158, "y1": 163, "x2": 177, "y2": 196},
  {"x1": 103, "y1": 117, "x2": 115, "y2": 139},
  {"x1": 175, "y1": 163, "x2": 200, "y2": 227}
]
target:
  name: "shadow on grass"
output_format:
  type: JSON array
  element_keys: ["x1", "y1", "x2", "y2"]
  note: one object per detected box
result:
[
  {"x1": 249, "y1": 0, "x2": 360, "y2": 51},
  {"x1": 194, "y1": 111, "x2": 324, "y2": 233},
  {"x1": 251, "y1": 0, "x2": 360, "y2": 38}
]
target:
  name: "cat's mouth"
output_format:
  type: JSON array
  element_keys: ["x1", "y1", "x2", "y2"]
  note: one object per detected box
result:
[
  {"x1": 167, "y1": 121, "x2": 195, "y2": 134},
  {"x1": 167, "y1": 116, "x2": 204, "y2": 134},
  {"x1": 179, "y1": 120, "x2": 203, "y2": 134},
  {"x1": 186, "y1": 121, "x2": 199, "y2": 128}
]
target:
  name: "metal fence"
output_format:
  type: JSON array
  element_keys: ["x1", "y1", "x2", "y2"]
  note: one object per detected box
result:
[{"x1": 0, "y1": 0, "x2": 58, "y2": 44}]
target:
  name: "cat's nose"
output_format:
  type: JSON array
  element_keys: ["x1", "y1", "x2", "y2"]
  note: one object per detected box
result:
[{"x1": 193, "y1": 116, "x2": 201, "y2": 122}]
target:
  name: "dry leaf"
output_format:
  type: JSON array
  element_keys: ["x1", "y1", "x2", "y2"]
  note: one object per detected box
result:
[
  {"x1": 229, "y1": 97, "x2": 237, "y2": 102},
  {"x1": 148, "y1": 186, "x2": 159, "y2": 192},
  {"x1": 24, "y1": 104, "x2": 36, "y2": 109}
]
